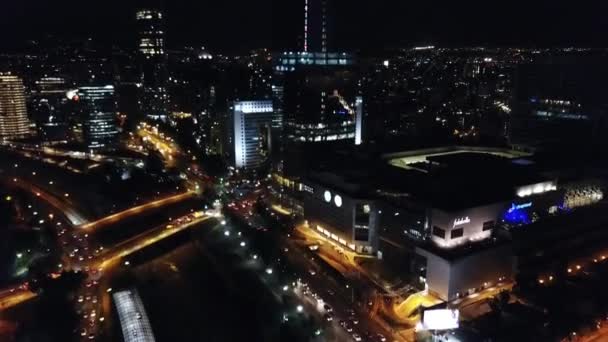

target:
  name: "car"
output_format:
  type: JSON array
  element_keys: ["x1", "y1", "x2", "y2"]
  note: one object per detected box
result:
[
  {"x1": 323, "y1": 313, "x2": 333, "y2": 322},
  {"x1": 323, "y1": 304, "x2": 333, "y2": 313},
  {"x1": 376, "y1": 333, "x2": 387, "y2": 342},
  {"x1": 352, "y1": 333, "x2": 362, "y2": 341},
  {"x1": 351, "y1": 318, "x2": 359, "y2": 325}
]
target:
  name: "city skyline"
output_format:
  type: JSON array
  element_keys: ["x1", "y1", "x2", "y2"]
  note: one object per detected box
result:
[
  {"x1": 1, "y1": 1, "x2": 608, "y2": 52},
  {"x1": 1, "y1": 2, "x2": 608, "y2": 342}
]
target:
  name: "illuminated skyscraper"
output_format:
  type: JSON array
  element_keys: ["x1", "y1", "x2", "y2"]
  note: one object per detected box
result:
[
  {"x1": 78, "y1": 85, "x2": 119, "y2": 151},
  {"x1": 303, "y1": 0, "x2": 328, "y2": 53},
  {"x1": 136, "y1": 8, "x2": 169, "y2": 121},
  {"x1": 229, "y1": 101, "x2": 274, "y2": 169},
  {"x1": 273, "y1": 0, "x2": 362, "y2": 147},
  {"x1": 0, "y1": 74, "x2": 31, "y2": 140}
]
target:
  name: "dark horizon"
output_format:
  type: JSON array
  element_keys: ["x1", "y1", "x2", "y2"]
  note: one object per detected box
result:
[{"x1": 1, "y1": 1, "x2": 608, "y2": 53}]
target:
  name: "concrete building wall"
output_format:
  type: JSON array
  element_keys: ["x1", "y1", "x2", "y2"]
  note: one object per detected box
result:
[
  {"x1": 447, "y1": 245, "x2": 513, "y2": 299},
  {"x1": 303, "y1": 182, "x2": 377, "y2": 253},
  {"x1": 429, "y1": 202, "x2": 506, "y2": 248},
  {"x1": 417, "y1": 244, "x2": 514, "y2": 301},
  {"x1": 417, "y1": 248, "x2": 451, "y2": 300}
]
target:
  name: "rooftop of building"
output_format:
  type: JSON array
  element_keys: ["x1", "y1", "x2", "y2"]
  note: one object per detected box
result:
[
  {"x1": 382, "y1": 147, "x2": 546, "y2": 211},
  {"x1": 417, "y1": 233, "x2": 512, "y2": 261},
  {"x1": 301, "y1": 142, "x2": 608, "y2": 213}
]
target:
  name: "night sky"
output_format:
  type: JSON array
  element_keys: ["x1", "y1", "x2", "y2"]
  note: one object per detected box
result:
[{"x1": 1, "y1": 0, "x2": 607, "y2": 52}]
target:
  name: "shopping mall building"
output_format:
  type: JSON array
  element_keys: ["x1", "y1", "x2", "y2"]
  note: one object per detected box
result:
[{"x1": 272, "y1": 146, "x2": 606, "y2": 300}]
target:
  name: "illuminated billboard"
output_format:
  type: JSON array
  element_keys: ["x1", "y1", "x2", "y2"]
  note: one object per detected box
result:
[{"x1": 422, "y1": 309, "x2": 459, "y2": 330}]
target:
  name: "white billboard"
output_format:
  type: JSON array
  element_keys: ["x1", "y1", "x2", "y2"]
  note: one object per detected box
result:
[{"x1": 422, "y1": 309, "x2": 459, "y2": 330}]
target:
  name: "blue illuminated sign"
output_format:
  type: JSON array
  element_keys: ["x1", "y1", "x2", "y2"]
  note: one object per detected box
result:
[
  {"x1": 504, "y1": 202, "x2": 532, "y2": 225},
  {"x1": 507, "y1": 202, "x2": 532, "y2": 213}
]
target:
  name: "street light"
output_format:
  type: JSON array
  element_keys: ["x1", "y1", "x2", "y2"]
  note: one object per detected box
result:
[
  {"x1": 296, "y1": 305, "x2": 303, "y2": 312},
  {"x1": 265, "y1": 268, "x2": 273, "y2": 275}
]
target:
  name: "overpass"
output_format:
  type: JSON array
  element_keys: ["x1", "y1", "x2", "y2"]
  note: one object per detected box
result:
[
  {"x1": 93, "y1": 215, "x2": 211, "y2": 270},
  {"x1": 79, "y1": 191, "x2": 195, "y2": 232},
  {"x1": 1, "y1": 177, "x2": 87, "y2": 225}
]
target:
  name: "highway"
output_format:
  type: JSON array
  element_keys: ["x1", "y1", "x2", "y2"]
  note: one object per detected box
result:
[
  {"x1": 0, "y1": 178, "x2": 206, "y2": 341},
  {"x1": 74, "y1": 212, "x2": 211, "y2": 341},
  {"x1": 225, "y1": 196, "x2": 402, "y2": 342},
  {"x1": 0, "y1": 135, "x2": 213, "y2": 340},
  {"x1": 1, "y1": 177, "x2": 87, "y2": 225},
  {"x1": 79, "y1": 191, "x2": 195, "y2": 232},
  {"x1": 136, "y1": 123, "x2": 183, "y2": 168},
  {"x1": 94, "y1": 214, "x2": 211, "y2": 269}
]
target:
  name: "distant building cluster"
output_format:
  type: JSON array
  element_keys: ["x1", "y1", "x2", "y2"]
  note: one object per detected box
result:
[{"x1": 0, "y1": 1, "x2": 608, "y2": 342}]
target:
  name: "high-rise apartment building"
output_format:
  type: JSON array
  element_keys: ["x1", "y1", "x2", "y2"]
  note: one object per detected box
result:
[
  {"x1": 78, "y1": 85, "x2": 119, "y2": 151},
  {"x1": 136, "y1": 8, "x2": 169, "y2": 121},
  {"x1": 0, "y1": 74, "x2": 31, "y2": 140}
]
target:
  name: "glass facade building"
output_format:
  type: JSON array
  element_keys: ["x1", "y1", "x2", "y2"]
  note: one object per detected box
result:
[
  {"x1": 78, "y1": 85, "x2": 119, "y2": 151},
  {"x1": 273, "y1": 54, "x2": 362, "y2": 144},
  {"x1": 136, "y1": 9, "x2": 169, "y2": 121}
]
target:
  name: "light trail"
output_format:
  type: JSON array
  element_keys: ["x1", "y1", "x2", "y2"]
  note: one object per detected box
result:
[
  {"x1": 79, "y1": 191, "x2": 194, "y2": 231},
  {"x1": 0, "y1": 290, "x2": 36, "y2": 310}
]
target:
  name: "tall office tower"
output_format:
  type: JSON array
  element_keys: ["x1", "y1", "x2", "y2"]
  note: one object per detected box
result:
[
  {"x1": 273, "y1": 0, "x2": 362, "y2": 147},
  {"x1": 274, "y1": 53, "x2": 362, "y2": 145},
  {"x1": 78, "y1": 85, "x2": 119, "y2": 151},
  {"x1": 303, "y1": 0, "x2": 328, "y2": 52},
  {"x1": 29, "y1": 77, "x2": 70, "y2": 141},
  {"x1": 229, "y1": 101, "x2": 274, "y2": 169},
  {"x1": 136, "y1": 8, "x2": 169, "y2": 121},
  {"x1": 0, "y1": 74, "x2": 31, "y2": 140}
]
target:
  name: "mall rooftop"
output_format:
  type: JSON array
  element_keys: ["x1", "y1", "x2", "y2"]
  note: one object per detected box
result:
[
  {"x1": 307, "y1": 145, "x2": 552, "y2": 212},
  {"x1": 380, "y1": 147, "x2": 549, "y2": 211}
]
